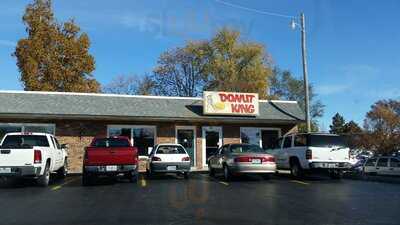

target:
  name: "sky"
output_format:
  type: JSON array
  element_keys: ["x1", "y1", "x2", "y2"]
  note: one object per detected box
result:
[{"x1": 1, "y1": 0, "x2": 400, "y2": 131}]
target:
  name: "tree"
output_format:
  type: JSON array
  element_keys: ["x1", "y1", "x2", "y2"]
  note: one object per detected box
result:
[
  {"x1": 13, "y1": 0, "x2": 99, "y2": 92},
  {"x1": 102, "y1": 75, "x2": 155, "y2": 95},
  {"x1": 329, "y1": 113, "x2": 346, "y2": 134},
  {"x1": 269, "y1": 68, "x2": 325, "y2": 132},
  {"x1": 203, "y1": 28, "x2": 273, "y2": 98},
  {"x1": 362, "y1": 99, "x2": 400, "y2": 155},
  {"x1": 152, "y1": 42, "x2": 210, "y2": 97},
  {"x1": 343, "y1": 120, "x2": 362, "y2": 134},
  {"x1": 150, "y1": 28, "x2": 273, "y2": 98}
]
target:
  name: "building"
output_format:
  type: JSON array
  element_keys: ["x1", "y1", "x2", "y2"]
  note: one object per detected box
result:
[{"x1": 0, "y1": 90, "x2": 305, "y2": 173}]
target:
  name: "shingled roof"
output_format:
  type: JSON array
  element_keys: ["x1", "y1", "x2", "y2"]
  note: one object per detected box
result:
[{"x1": 0, "y1": 91, "x2": 305, "y2": 124}]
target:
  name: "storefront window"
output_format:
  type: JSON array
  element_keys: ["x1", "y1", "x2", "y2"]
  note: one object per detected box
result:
[
  {"x1": 133, "y1": 128, "x2": 155, "y2": 156},
  {"x1": 0, "y1": 123, "x2": 54, "y2": 141},
  {"x1": 107, "y1": 126, "x2": 155, "y2": 156},
  {"x1": 24, "y1": 125, "x2": 55, "y2": 134},
  {"x1": 0, "y1": 125, "x2": 22, "y2": 141},
  {"x1": 240, "y1": 127, "x2": 260, "y2": 146}
]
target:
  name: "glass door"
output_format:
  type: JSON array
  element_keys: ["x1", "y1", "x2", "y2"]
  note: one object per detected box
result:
[
  {"x1": 176, "y1": 127, "x2": 196, "y2": 167},
  {"x1": 202, "y1": 126, "x2": 222, "y2": 166}
]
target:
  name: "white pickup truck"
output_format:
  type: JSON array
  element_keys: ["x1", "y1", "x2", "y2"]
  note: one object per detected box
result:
[
  {"x1": 0, "y1": 132, "x2": 68, "y2": 186},
  {"x1": 267, "y1": 133, "x2": 352, "y2": 179}
]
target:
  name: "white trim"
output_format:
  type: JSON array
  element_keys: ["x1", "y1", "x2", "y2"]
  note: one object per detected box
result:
[
  {"x1": 0, "y1": 123, "x2": 55, "y2": 135},
  {"x1": 202, "y1": 126, "x2": 223, "y2": 167},
  {"x1": 239, "y1": 127, "x2": 281, "y2": 147},
  {"x1": 175, "y1": 126, "x2": 197, "y2": 167},
  {"x1": 0, "y1": 90, "x2": 202, "y2": 101},
  {"x1": 106, "y1": 124, "x2": 157, "y2": 156}
]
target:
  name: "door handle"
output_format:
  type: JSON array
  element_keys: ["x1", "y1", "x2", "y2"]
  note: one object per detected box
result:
[
  {"x1": 389, "y1": 168, "x2": 394, "y2": 170},
  {"x1": 376, "y1": 168, "x2": 380, "y2": 170}
]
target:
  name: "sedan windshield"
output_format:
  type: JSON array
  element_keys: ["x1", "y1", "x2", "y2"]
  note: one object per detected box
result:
[{"x1": 230, "y1": 144, "x2": 263, "y2": 153}]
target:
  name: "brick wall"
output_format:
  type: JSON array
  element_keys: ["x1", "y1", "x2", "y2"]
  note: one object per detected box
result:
[
  {"x1": 0, "y1": 118, "x2": 298, "y2": 173},
  {"x1": 56, "y1": 121, "x2": 107, "y2": 173}
]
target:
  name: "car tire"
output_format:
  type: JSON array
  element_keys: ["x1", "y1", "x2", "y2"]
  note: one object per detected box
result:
[
  {"x1": 209, "y1": 165, "x2": 215, "y2": 177},
  {"x1": 57, "y1": 159, "x2": 68, "y2": 179},
  {"x1": 183, "y1": 172, "x2": 189, "y2": 179},
  {"x1": 146, "y1": 168, "x2": 153, "y2": 179},
  {"x1": 223, "y1": 165, "x2": 231, "y2": 181},
  {"x1": 290, "y1": 161, "x2": 303, "y2": 178},
  {"x1": 82, "y1": 172, "x2": 92, "y2": 186},
  {"x1": 37, "y1": 163, "x2": 50, "y2": 187}
]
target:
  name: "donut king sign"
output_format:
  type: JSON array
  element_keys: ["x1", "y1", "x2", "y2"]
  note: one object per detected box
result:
[{"x1": 203, "y1": 91, "x2": 259, "y2": 116}]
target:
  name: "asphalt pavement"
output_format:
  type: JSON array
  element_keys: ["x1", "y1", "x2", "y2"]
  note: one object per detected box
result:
[{"x1": 0, "y1": 173, "x2": 399, "y2": 225}]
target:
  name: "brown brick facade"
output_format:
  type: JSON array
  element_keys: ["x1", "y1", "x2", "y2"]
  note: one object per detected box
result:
[{"x1": 0, "y1": 119, "x2": 297, "y2": 173}]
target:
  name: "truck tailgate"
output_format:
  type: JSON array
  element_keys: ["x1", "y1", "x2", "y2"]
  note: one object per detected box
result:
[
  {"x1": 85, "y1": 147, "x2": 137, "y2": 165},
  {"x1": 0, "y1": 148, "x2": 34, "y2": 166},
  {"x1": 310, "y1": 147, "x2": 349, "y2": 162}
]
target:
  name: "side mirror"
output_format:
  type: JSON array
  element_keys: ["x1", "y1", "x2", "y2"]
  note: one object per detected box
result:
[{"x1": 61, "y1": 144, "x2": 69, "y2": 149}]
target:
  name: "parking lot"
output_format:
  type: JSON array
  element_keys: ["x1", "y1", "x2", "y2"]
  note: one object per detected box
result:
[{"x1": 1, "y1": 173, "x2": 399, "y2": 225}]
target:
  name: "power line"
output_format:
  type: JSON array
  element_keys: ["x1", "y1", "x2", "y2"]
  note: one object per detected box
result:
[{"x1": 213, "y1": 0, "x2": 295, "y2": 19}]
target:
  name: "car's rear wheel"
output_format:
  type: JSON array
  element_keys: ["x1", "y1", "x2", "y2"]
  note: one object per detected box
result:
[
  {"x1": 290, "y1": 161, "x2": 303, "y2": 178},
  {"x1": 82, "y1": 172, "x2": 92, "y2": 186},
  {"x1": 223, "y1": 165, "x2": 231, "y2": 181},
  {"x1": 37, "y1": 163, "x2": 50, "y2": 187},
  {"x1": 209, "y1": 165, "x2": 215, "y2": 177},
  {"x1": 57, "y1": 159, "x2": 68, "y2": 179}
]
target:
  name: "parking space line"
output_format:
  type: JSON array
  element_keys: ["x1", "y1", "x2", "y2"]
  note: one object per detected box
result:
[
  {"x1": 140, "y1": 175, "x2": 147, "y2": 187},
  {"x1": 290, "y1": 180, "x2": 309, "y2": 185},
  {"x1": 51, "y1": 177, "x2": 80, "y2": 191},
  {"x1": 219, "y1": 181, "x2": 229, "y2": 186}
]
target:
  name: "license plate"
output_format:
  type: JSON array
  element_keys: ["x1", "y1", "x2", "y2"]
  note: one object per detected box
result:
[
  {"x1": 167, "y1": 166, "x2": 177, "y2": 171},
  {"x1": 252, "y1": 159, "x2": 261, "y2": 164},
  {"x1": 0, "y1": 168, "x2": 11, "y2": 173},
  {"x1": 106, "y1": 165, "x2": 117, "y2": 171}
]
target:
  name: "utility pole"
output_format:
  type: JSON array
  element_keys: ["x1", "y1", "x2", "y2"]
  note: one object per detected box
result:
[{"x1": 300, "y1": 13, "x2": 311, "y2": 133}]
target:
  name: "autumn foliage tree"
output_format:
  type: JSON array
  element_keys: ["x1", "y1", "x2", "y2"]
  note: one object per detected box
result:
[
  {"x1": 362, "y1": 99, "x2": 400, "y2": 155},
  {"x1": 14, "y1": 0, "x2": 100, "y2": 92}
]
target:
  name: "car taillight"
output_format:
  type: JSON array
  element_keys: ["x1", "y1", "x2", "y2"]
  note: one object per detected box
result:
[
  {"x1": 34, "y1": 150, "x2": 42, "y2": 164},
  {"x1": 234, "y1": 156, "x2": 252, "y2": 163},
  {"x1": 152, "y1": 156, "x2": 161, "y2": 161},
  {"x1": 306, "y1": 149, "x2": 312, "y2": 160},
  {"x1": 262, "y1": 156, "x2": 275, "y2": 163},
  {"x1": 182, "y1": 156, "x2": 190, "y2": 161}
]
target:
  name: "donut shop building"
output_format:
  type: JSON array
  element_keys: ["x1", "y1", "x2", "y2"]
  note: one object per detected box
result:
[{"x1": 0, "y1": 90, "x2": 305, "y2": 173}]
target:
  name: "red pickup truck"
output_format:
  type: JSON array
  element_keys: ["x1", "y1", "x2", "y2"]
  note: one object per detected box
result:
[{"x1": 82, "y1": 136, "x2": 139, "y2": 185}]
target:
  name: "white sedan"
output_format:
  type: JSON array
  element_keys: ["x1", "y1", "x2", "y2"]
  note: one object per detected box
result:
[
  {"x1": 146, "y1": 144, "x2": 191, "y2": 179},
  {"x1": 363, "y1": 156, "x2": 400, "y2": 176}
]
